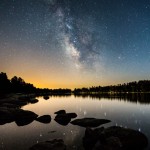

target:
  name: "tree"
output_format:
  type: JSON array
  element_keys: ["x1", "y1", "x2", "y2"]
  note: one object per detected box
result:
[{"x1": 0, "y1": 72, "x2": 11, "y2": 91}]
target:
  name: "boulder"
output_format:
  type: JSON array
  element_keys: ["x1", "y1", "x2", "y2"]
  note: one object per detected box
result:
[
  {"x1": 30, "y1": 139, "x2": 66, "y2": 150},
  {"x1": 67, "y1": 113, "x2": 77, "y2": 118},
  {"x1": 54, "y1": 115, "x2": 71, "y2": 126},
  {"x1": 83, "y1": 126, "x2": 148, "y2": 150},
  {"x1": 71, "y1": 118, "x2": 111, "y2": 127},
  {"x1": 29, "y1": 98, "x2": 39, "y2": 104},
  {"x1": 43, "y1": 96, "x2": 49, "y2": 100},
  {"x1": 54, "y1": 110, "x2": 66, "y2": 115},
  {"x1": 54, "y1": 113, "x2": 77, "y2": 126},
  {"x1": 103, "y1": 126, "x2": 148, "y2": 150},
  {"x1": 36, "y1": 115, "x2": 51, "y2": 124},
  {"x1": 13, "y1": 109, "x2": 38, "y2": 126}
]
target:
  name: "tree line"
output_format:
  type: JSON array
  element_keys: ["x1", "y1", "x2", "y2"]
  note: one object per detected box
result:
[
  {"x1": 74, "y1": 81, "x2": 150, "y2": 94},
  {"x1": 0, "y1": 72, "x2": 71, "y2": 94},
  {"x1": 0, "y1": 72, "x2": 150, "y2": 94}
]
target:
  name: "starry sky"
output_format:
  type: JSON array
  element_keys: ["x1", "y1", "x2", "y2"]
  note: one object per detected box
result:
[{"x1": 0, "y1": 0, "x2": 150, "y2": 89}]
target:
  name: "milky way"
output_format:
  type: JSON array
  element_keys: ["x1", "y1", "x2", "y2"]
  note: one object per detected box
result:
[{"x1": 44, "y1": 0, "x2": 104, "y2": 71}]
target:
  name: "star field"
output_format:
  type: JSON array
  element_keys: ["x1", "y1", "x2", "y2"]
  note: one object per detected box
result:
[{"x1": 0, "y1": 0, "x2": 150, "y2": 88}]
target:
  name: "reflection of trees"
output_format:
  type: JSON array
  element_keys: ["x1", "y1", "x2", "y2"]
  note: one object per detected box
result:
[{"x1": 74, "y1": 93, "x2": 150, "y2": 104}]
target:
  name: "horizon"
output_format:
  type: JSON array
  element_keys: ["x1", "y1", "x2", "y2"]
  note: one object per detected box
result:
[
  {"x1": 2, "y1": 71, "x2": 150, "y2": 90},
  {"x1": 0, "y1": 0, "x2": 150, "y2": 89}
]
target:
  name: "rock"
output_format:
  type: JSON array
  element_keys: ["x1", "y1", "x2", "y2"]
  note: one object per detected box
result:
[
  {"x1": 83, "y1": 127, "x2": 105, "y2": 150},
  {"x1": 103, "y1": 126, "x2": 148, "y2": 150},
  {"x1": 67, "y1": 113, "x2": 77, "y2": 118},
  {"x1": 54, "y1": 113, "x2": 77, "y2": 126},
  {"x1": 18, "y1": 96, "x2": 31, "y2": 101},
  {"x1": 54, "y1": 115, "x2": 71, "y2": 126},
  {"x1": 71, "y1": 118, "x2": 111, "y2": 127},
  {"x1": 54, "y1": 110, "x2": 66, "y2": 115},
  {"x1": 13, "y1": 109, "x2": 38, "y2": 126},
  {"x1": 36, "y1": 115, "x2": 51, "y2": 124},
  {"x1": 83, "y1": 126, "x2": 148, "y2": 150},
  {"x1": 30, "y1": 139, "x2": 66, "y2": 150},
  {"x1": 43, "y1": 96, "x2": 49, "y2": 100},
  {"x1": 1, "y1": 103, "x2": 19, "y2": 108},
  {"x1": 29, "y1": 98, "x2": 39, "y2": 104},
  {"x1": 10, "y1": 99, "x2": 28, "y2": 107}
]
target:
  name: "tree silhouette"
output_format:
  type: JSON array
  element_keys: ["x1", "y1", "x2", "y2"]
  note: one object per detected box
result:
[{"x1": 0, "y1": 72, "x2": 11, "y2": 92}]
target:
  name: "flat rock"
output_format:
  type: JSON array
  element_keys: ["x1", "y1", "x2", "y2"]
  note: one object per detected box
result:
[
  {"x1": 30, "y1": 139, "x2": 66, "y2": 150},
  {"x1": 71, "y1": 118, "x2": 111, "y2": 127},
  {"x1": 36, "y1": 115, "x2": 51, "y2": 124}
]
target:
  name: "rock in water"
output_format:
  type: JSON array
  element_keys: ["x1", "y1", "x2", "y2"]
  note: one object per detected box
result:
[
  {"x1": 30, "y1": 139, "x2": 66, "y2": 150},
  {"x1": 83, "y1": 126, "x2": 148, "y2": 150},
  {"x1": 71, "y1": 118, "x2": 111, "y2": 127},
  {"x1": 103, "y1": 126, "x2": 148, "y2": 150},
  {"x1": 36, "y1": 115, "x2": 51, "y2": 124},
  {"x1": 13, "y1": 109, "x2": 38, "y2": 126},
  {"x1": 66, "y1": 113, "x2": 77, "y2": 118},
  {"x1": 43, "y1": 96, "x2": 49, "y2": 100},
  {"x1": 54, "y1": 110, "x2": 66, "y2": 115},
  {"x1": 54, "y1": 113, "x2": 77, "y2": 126},
  {"x1": 54, "y1": 115, "x2": 71, "y2": 126}
]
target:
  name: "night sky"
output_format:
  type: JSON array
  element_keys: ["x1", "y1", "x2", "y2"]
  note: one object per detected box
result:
[{"x1": 0, "y1": 0, "x2": 150, "y2": 89}]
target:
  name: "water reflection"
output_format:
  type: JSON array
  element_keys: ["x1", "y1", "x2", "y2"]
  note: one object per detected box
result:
[
  {"x1": 0, "y1": 94, "x2": 150, "y2": 150},
  {"x1": 74, "y1": 93, "x2": 150, "y2": 104}
]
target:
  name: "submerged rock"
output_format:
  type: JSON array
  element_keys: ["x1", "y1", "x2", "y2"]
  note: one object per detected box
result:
[
  {"x1": 30, "y1": 139, "x2": 66, "y2": 150},
  {"x1": 71, "y1": 118, "x2": 111, "y2": 127},
  {"x1": 83, "y1": 126, "x2": 148, "y2": 150},
  {"x1": 36, "y1": 115, "x2": 51, "y2": 124}
]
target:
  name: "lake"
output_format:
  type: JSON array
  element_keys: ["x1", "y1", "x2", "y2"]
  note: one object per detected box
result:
[{"x1": 0, "y1": 94, "x2": 150, "y2": 150}]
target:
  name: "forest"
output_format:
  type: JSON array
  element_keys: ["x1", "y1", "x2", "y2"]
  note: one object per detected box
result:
[{"x1": 0, "y1": 72, "x2": 150, "y2": 94}]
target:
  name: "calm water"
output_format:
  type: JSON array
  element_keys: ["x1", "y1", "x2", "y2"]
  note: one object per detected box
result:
[{"x1": 0, "y1": 95, "x2": 150, "y2": 150}]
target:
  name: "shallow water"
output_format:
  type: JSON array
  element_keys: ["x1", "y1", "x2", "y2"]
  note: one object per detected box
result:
[{"x1": 0, "y1": 95, "x2": 150, "y2": 150}]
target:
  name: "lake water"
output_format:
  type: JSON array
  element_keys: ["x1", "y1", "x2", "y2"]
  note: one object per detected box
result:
[{"x1": 0, "y1": 94, "x2": 150, "y2": 150}]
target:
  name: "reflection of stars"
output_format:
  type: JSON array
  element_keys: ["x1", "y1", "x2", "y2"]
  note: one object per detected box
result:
[{"x1": 84, "y1": 110, "x2": 87, "y2": 115}]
